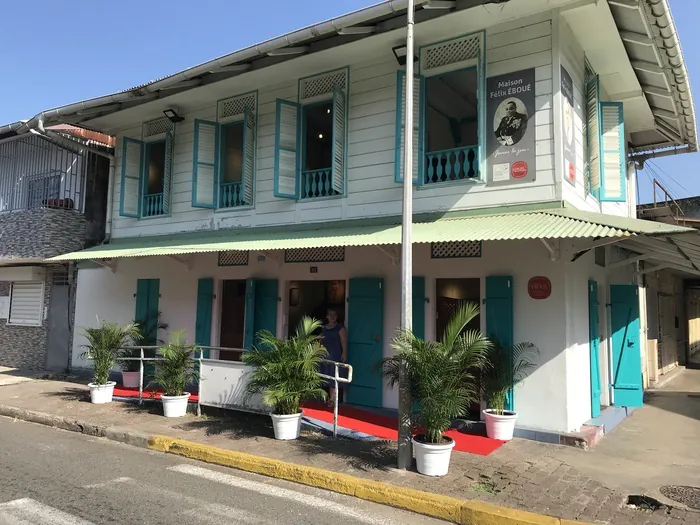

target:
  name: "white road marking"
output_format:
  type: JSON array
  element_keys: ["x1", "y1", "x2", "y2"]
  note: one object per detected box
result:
[
  {"x1": 84, "y1": 476, "x2": 264, "y2": 524},
  {"x1": 82, "y1": 476, "x2": 132, "y2": 489},
  {"x1": 0, "y1": 498, "x2": 95, "y2": 525},
  {"x1": 168, "y1": 464, "x2": 404, "y2": 525}
]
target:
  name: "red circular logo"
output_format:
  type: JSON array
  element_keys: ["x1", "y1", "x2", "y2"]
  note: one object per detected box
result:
[
  {"x1": 511, "y1": 161, "x2": 528, "y2": 179},
  {"x1": 568, "y1": 162, "x2": 575, "y2": 183},
  {"x1": 528, "y1": 276, "x2": 552, "y2": 300}
]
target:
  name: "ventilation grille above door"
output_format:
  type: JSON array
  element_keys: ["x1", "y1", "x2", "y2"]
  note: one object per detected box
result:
[
  {"x1": 431, "y1": 241, "x2": 482, "y2": 259},
  {"x1": 285, "y1": 247, "x2": 345, "y2": 263},
  {"x1": 299, "y1": 69, "x2": 348, "y2": 102},
  {"x1": 218, "y1": 251, "x2": 249, "y2": 266},
  {"x1": 421, "y1": 33, "x2": 481, "y2": 74},
  {"x1": 218, "y1": 92, "x2": 257, "y2": 121},
  {"x1": 142, "y1": 117, "x2": 173, "y2": 138}
]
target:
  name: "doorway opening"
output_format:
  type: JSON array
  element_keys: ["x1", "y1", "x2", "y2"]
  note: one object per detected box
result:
[
  {"x1": 287, "y1": 280, "x2": 346, "y2": 336},
  {"x1": 436, "y1": 278, "x2": 481, "y2": 418},
  {"x1": 219, "y1": 279, "x2": 247, "y2": 361}
]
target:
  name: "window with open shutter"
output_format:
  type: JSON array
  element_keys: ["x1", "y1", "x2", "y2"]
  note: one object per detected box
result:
[
  {"x1": 8, "y1": 281, "x2": 44, "y2": 326},
  {"x1": 600, "y1": 102, "x2": 626, "y2": 202},
  {"x1": 585, "y1": 74, "x2": 601, "y2": 198},
  {"x1": 242, "y1": 108, "x2": 256, "y2": 204},
  {"x1": 331, "y1": 88, "x2": 346, "y2": 194},
  {"x1": 394, "y1": 70, "x2": 424, "y2": 184},
  {"x1": 274, "y1": 100, "x2": 300, "y2": 199},
  {"x1": 192, "y1": 120, "x2": 219, "y2": 208},
  {"x1": 120, "y1": 137, "x2": 143, "y2": 218},
  {"x1": 163, "y1": 130, "x2": 174, "y2": 214}
]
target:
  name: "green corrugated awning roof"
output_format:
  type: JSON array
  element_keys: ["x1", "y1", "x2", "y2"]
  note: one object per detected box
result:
[{"x1": 49, "y1": 206, "x2": 694, "y2": 262}]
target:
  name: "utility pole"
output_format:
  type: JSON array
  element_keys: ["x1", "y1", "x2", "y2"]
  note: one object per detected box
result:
[{"x1": 397, "y1": 0, "x2": 415, "y2": 471}]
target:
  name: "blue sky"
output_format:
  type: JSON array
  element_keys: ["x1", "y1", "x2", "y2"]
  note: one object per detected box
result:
[{"x1": 2, "y1": 0, "x2": 697, "y2": 203}]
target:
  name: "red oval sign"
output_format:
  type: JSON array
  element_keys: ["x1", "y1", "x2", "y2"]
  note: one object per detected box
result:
[
  {"x1": 511, "y1": 161, "x2": 529, "y2": 179},
  {"x1": 528, "y1": 276, "x2": 551, "y2": 300}
]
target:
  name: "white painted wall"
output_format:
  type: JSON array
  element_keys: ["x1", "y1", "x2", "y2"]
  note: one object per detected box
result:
[
  {"x1": 73, "y1": 239, "x2": 599, "y2": 432},
  {"x1": 107, "y1": 10, "x2": 557, "y2": 239}
]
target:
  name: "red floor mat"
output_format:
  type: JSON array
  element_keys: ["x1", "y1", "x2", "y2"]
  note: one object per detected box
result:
[
  {"x1": 302, "y1": 402, "x2": 504, "y2": 456},
  {"x1": 113, "y1": 386, "x2": 199, "y2": 403}
]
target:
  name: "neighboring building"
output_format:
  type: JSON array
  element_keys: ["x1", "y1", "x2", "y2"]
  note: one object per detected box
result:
[
  {"x1": 0, "y1": 128, "x2": 113, "y2": 371},
  {"x1": 2, "y1": 0, "x2": 697, "y2": 435},
  {"x1": 638, "y1": 191, "x2": 700, "y2": 381}
]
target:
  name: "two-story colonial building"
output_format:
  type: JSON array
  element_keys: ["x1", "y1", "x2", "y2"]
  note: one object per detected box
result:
[{"x1": 3, "y1": 0, "x2": 697, "y2": 435}]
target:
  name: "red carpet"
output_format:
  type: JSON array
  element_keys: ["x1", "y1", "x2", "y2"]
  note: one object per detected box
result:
[
  {"x1": 113, "y1": 386, "x2": 199, "y2": 403},
  {"x1": 302, "y1": 402, "x2": 504, "y2": 456}
]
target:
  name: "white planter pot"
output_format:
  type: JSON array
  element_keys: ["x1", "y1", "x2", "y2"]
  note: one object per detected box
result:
[
  {"x1": 161, "y1": 392, "x2": 191, "y2": 418},
  {"x1": 121, "y1": 371, "x2": 140, "y2": 389},
  {"x1": 88, "y1": 382, "x2": 116, "y2": 404},
  {"x1": 412, "y1": 436, "x2": 455, "y2": 477},
  {"x1": 270, "y1": 412, "x2": 302, "y2": 440},
  {"x1": 483, "y1": 409, "x2": 518, "y2": 441}
]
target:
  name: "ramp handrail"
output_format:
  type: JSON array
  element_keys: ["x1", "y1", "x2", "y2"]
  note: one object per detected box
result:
[{"x1": 118, "y1": 345, "x2": 353, "y2": 436}]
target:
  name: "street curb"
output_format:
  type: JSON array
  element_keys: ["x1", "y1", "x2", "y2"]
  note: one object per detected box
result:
[{"x1": 0, "y1": 404, "x2": 591, "y2": 525}]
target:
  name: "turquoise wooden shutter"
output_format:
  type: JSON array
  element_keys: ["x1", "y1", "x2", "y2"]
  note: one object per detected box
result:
[
  {"x1": 195, "y1": 278, "x2": 214, "y2": 358},
  {"x1": 331, "y1": 88, "x2": 347, "y2": 194},
  {"x1": 192, "y1": 119, "x2": 219, "y2": 208},
  {"x1": 394, "y1": 71, "x2": 424, "y2": 185},
  {"x1": 242, "y1": 108, "x2": 256, "y2": 205},
  {"x1": 610, "y1": 285, "x2": 643, "y2": 407},
  {"x1": 274, "y1": 99, "x2": 300, "y2": 199},
  {"x1": 599, "y1": 102, "x2": 626, "y2": 202},
  {"x1": 346, "y1": 278, "x2": 384, "y2": 408},
  {"x1": 120, "y1": 137, "x2": 144, "y2": 218},
  {"x1": 412, "y1": 276, "x2": 426, "y2": 341},
  {"x1": 135, "y1": 279, "x2": 160, "y2": 343},
  {"x1": 485, "y1": 276, "x2": 514, "y2": 411},
  {"x1": 585, "y1": 75, "x2": 601, "y2": 198},
  {"x1": 588, "y1": 280, "x2": 602, "y2": 418},
  {"x1": 163, "y1": 130, "x2": 174, "y2": 214},
  {"x1": 245, "y1": 279, "x2": 278, "y2": 348},
  {"x1": 244, "y1": 278, "x2": 256, "y2": 349}
]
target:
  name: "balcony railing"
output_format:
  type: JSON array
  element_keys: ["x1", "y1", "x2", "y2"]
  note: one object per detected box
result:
[
  {"x1": 301, "y1": 168, "x2": 340, "y2": 200},
  {"x1": 219, "y1": 181, "x2": 246, "y2": 208},
  {"x1": 143, "y1": 193, "x2": 165, "y2": 217},
  {"x1": 425, "y1": 145, "x2": 478, "y2": 185}
]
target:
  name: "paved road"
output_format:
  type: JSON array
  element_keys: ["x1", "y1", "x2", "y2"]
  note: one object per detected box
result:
[{"x1": 0, "y1": 417, "x2": 444, "y2": 525}]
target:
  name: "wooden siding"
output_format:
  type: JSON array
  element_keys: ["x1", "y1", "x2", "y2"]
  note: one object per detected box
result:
[{"x1": 110, "y1": 15, "x2": 556, "y2": 239}]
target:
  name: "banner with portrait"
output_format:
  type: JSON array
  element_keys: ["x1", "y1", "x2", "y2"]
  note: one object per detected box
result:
[
  {"x1": 561, "y1": 66, "x2": 576, "y2": 185},
  {"x1": 486, "y1": 68, "x2": 536, "y2": 185}
]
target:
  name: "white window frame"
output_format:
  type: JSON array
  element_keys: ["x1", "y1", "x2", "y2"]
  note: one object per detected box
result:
[{"x1": 7, "y1": 280, "x2": 45, "y2": 327}]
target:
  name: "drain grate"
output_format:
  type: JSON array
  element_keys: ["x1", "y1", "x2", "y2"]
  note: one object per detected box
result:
[{"x1": 660, "y1": 486, "x2": 700, "y2": 510}]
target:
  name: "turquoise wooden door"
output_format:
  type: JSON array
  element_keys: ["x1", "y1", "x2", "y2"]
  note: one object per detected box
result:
[
  {"x1": 588, "y1": 280, "x2": 602, "y2": 418},
  {"x1": 485, "y1": 276, "x2": 514, "y2": 411},
  {"x1": 244, "y1": 279, "x2": 279, "y2": 348},
  {"x1": 135, "y1": 279, "x2": 160, "y2": 376},
  {"x1": 412, "y1": 276, "x2": 426, "y2": 341},
  {"x1": 610, "y1": 285, "x2": 643, "y2": 407},
  {"x1": 346, "y1": 278, "x2": 384, "y2": 408},
  {"x1": 195, "y1": 278, "x2": 214, "y2": 358}
]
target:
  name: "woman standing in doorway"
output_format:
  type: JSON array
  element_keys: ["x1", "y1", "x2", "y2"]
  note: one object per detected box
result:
[{"x1": 321, "y1": 308, "x2": 347, "y2": 407}]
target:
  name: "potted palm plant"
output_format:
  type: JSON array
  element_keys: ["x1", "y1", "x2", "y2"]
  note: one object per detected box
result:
[
  {"x1": 80, "y1": 321, "x2": 141, "y2": 404},
  {"x1": 151, "y1": 331, "x2": 200, "y2": 417},
  {"x1": 482, "y1": 340, "x2": 538, "y2": 441},
  {"x1": 382, "y1": 302, "x2": 489, "y2": 476},
  {"x1": 243, "y1": 317, "x2": 328, "y2": 440}
]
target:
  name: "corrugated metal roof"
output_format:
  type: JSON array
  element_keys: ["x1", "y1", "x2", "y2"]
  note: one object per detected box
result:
[{"x1": 49, "y1": 209, "x2": 693, "y2": 262}]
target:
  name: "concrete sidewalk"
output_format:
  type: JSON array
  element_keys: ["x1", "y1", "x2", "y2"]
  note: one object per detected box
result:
[{"x1": 0, "y1": 377, "x2": 697, "y2": 525}]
